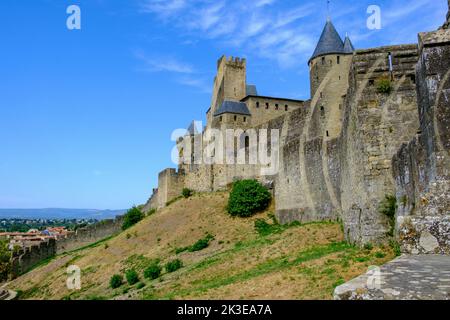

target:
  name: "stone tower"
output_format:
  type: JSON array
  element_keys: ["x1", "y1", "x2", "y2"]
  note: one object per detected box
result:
[
  {"x1": 208, "y1": 56, "x2": 247, "y2": 122},
  {"x1": 308, "y1": 20, "x2": 354, "y2": 139}
]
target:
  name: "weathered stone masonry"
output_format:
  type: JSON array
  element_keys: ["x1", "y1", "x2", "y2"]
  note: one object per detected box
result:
[
  {"x1": 145, "y1": 4, "x2": 449, "y2": 249},
  {"x1": 393, "y1": 25, "x2": 450, "y2": 254}
]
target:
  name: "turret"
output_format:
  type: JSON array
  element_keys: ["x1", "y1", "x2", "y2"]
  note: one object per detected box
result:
[{"x1": 308, "y1": 19, "x2": 354, "y2": 139}]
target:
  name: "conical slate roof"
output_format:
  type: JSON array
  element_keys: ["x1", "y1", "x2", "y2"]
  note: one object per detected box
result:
[
  {"x1": 343, "y1": 36, "x2": 355, "y2": 53},
  {"x1": 309, "y1": 20, "x2": 345, "y2": 63}
]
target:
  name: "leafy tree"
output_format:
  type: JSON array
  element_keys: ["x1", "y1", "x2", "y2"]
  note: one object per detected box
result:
[
  {"x1": 122, "y1": 207, "x2": 144, "y2": 230},
  {"x1": 110, "y1": 274, "x2": 123, "y2": 289},
  {"x1": 182, "y1": 188, "x2": 193, "y2": 198},
  {"x1": 228, "y1": 180, "x2": 272, "y2": 217},
  {"x1": 165, "y1": 259, "x2": 183, "y2": 273},
  {"x1": 125, "y1": 269, "x2": 139, "y2": 285},
  {"x1": 0, "y1": 240, "x2": 12, "y2": 282},
  {"x1": 144, "y1": 263, "x2": 162, "y2": 280}
]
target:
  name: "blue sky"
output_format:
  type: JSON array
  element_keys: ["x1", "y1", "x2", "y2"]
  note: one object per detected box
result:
[{"x1": 0, "y1": 0, "x2": 447, "y2": 210}]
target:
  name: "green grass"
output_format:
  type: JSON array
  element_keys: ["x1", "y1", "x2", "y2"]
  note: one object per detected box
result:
[{"x1": 144, "y1": 241, "x2": 352, "y2": 299}]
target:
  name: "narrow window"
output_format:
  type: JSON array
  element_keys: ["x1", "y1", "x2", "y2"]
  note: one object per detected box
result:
[
  {"x1": 320, "y1": 92, "x2": 323, "y2": 99},
  {"x1": 326, "y1": 130, "x2": 329, "y2": 137},
  {"x1": 285, "y1": 105, "x2": 288, "y2": 111},
  {"x1": 266, "y1": 103, "x2": 269, "y2": 109},
  {"x1": 243, "y1": 116, "x2": 247, "y2": 122},
  {"x1": 220, "y1": 116, "x2": 223, "y2": 122},
  {"x1": 337, "y1": 56, "x2": 340, "y2": 64},
  {"x1": 256, "y1": 102, "x2": 260, "y2": 108},
  {"x1": 234, "y1": 115, "x2": 237, "y2": 121},
  {"x1": 245, "y1": 136, "x2": 250, "y2": 148},
  {"x1": 320, "y1": 106, "x2": 325, "y2": 116},
  {"x1": 322, "y1": 57, "x2": 325, "y2": 65},
  {"x1": 339, "y1": 75, "x2": 341, "y2": 80},
  {"x1": 409, "y1": 75, "x2": 416, "y2": 84},
  {"x1": 275, "y1": 104, "x2": 279, "y2": 110}
]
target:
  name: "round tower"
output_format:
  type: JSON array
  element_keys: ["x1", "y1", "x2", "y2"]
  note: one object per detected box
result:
[{"x1": 308, "y1": 20, "x2": 354, "y2": 139}]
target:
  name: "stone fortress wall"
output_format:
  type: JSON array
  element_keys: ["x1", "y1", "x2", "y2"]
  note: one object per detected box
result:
[
  {"x1": 7, "y1": 216, "x2": 125, "y2": 279},
  {"x1": 145, "y1": 3, "x2": 449, "y2": 251},
  {"x1": 393, "y1": 22, "x2": 450, "y2": 254},
  {"x1": 55, "y1": 215, "x2": 124, "y2": 254},
  {"x1": 10, "y1": 238, "x2": 56, "y2": 278}
]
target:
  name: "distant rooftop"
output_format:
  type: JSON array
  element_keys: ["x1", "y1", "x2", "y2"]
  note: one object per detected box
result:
[{"x1": 214, "y1": 100, "x2": 251, "y2": 116}]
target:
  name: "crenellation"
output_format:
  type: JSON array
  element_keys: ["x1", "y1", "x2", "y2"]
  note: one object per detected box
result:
[{"x1": 144, "y1": 9, "x2": 449, "y2": 251}]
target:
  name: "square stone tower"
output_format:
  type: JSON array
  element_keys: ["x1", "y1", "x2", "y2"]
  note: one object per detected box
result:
[{"x1": 207, "y1": 56, "x2": 247, "y2": 126}]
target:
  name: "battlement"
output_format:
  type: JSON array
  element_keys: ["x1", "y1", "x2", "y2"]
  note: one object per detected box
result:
[{"x1": 217, "y1": 55, "x2": 246, "y2": 70}]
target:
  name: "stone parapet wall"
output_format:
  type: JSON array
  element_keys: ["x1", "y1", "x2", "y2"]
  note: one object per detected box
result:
[
  {"x1": 55, "y1": 216, "x2": 124, "y2": 254},
  {"x1": 10, "y1": 238, "x2": 56, "y2": 278}
]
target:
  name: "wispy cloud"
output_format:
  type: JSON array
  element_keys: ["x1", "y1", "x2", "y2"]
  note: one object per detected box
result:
[
  {"x1": 139, "y1": 0, "x2": 317, "y2": 69},
  {"x1": 140, "y1": 0, "x2": 187, "y2": 18},
  {"x1": 133, "y1": 49, "x2": 211, "y2": 93},
  {"x1": 134, "y1": 50, "x2": 195, "y2": 74}
]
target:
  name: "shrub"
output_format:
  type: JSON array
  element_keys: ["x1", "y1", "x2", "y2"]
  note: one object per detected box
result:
[
  {"x1": 0, "y1": 240, "x2": 12, "y2": 282},
  {"x1": 144, "y1": 264, "x2": 162, "y2": 280},
  {"x1": 165, "y1": 259, "x2": 183, "y2": 273},
  {"x1": 136, "y1": 282, "x2": 145, "y2": 290},
  {"x1": 125, "y1": 269, "x2": 139, "y2": 285},
  {"x1": 379, "y1": 194, "x2": 397, "y2": 236},
  {"x1": 110, "y1": 274, "x2": 123, "y2": 289},
  {"x1": 182, "y1": 188, "x2": 193, "y2": 198},
  {"x1": 122, "y1": 206, "x2": 144, "y2": 230},
  {"x1": 227, "y1": 180, "x2": 272, "y2": 217},
  {"x1": 376, "y1": 77, "x2": 392, "y2": 94},
  {"x1": 189, "y1": 234, "x2": 214, "y2": 252}
]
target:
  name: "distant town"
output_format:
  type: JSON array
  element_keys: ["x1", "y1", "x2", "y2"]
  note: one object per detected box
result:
[{"x1": 0, "y1": 218, "x2": 99, "y2": 233}]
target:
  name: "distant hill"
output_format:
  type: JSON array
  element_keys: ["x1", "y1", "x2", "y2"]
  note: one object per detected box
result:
[{"x1": 0, "y1": 208, "x2": 126, "y2": 220}]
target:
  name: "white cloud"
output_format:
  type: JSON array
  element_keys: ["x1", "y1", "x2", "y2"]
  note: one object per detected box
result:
[
  {"x1": 134, "y1": 51, "x2": 195, "y2": 74},
  {"x1": 140, "y1": 0, "x2": 187, "y2": 18}
]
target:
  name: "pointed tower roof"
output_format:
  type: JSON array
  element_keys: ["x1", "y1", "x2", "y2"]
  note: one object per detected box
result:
[
  {"x1": 309, "y1": 20, "x2": 345, "y2": 63},
  {"x1": 343, "y1": 35, "x2": 355, "y2": 53}
]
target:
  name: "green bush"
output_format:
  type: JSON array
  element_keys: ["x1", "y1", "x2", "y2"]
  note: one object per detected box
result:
[
  {"x1": 182, "y1": 188, "x2": 193, "y2": 198},
  {"x1": 189, "y1": 234, "x2": 214, "y2": 252},
  {"x1": 125, "y1": 269, "x2": 139, "y2": 285},
  {"x1": 376, "y1": 77, "x2": 392, "y2": 94},
  {"x1": 110, "y1": 274, "x2": 123, "y2": 289},
  {"x1": 379, "y1": 194, "x2": 397, "y2": 236},
  {"x1": 0, "y1": 240, "x2": 12, "y2": 282},
  {"x1": 165, "y1": 259, "x2": 183, "y2": 273},
  {"x1": 227, "y1": 180, "x2": 272, "y2": 217},
  {"x1": 122, "y1": 206, "x2": 144, "y2": 230},
  {"x1": 144, "y1": 263, "x2": 162, "y2": 280},
  {"x1": 136, "y1": 282, "x2": 145, "y2": 289}
]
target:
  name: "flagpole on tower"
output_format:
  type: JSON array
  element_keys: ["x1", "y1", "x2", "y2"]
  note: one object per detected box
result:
[{"x1": 327, "y1": 0, "x2": 331, "y2": 21}]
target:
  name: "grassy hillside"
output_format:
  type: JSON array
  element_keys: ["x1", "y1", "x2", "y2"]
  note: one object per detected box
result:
[{"x1": 8, "y1": 192, "x2": 395, "y2": 300}]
